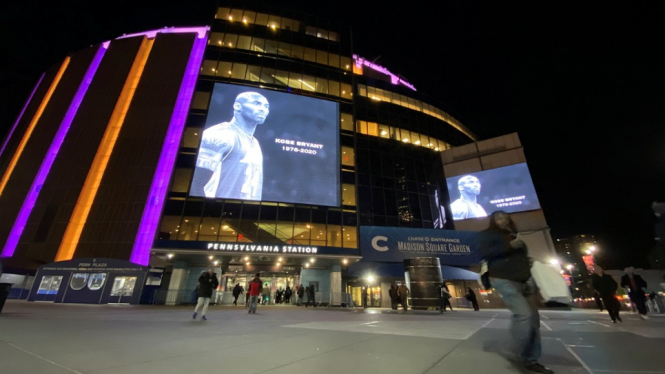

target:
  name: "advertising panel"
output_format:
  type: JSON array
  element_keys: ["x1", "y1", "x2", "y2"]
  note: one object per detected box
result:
[
  {"x1": 190, "y1": 83, "x2": 340, "y2": 206},
  {"x1": 446, "y1": 163, "x2": 541, "y2": 221},
  {"x1": 359, "y1": 226, "x2": 482, "y2": 266}
]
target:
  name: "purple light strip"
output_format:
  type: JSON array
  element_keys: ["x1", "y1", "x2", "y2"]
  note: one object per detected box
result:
[
  {"x1": 1, "y1": 45, "x2": 107, "y2": 258},
  {"x1": 352, "y1": 54, "x2": 417, "y2": 91},
  {"x1": 130, "y1": 28, "x2": 209, "y2": 265},
  {"x1": 0, "y1": 74, "x2": 45, "y2": 160},
  {"x1": 117, "y1": 27, "x2": 208, "y2": 40}
]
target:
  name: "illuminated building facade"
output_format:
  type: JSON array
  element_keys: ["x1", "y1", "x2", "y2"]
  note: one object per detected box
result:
[{"x1": 0, "y1": 3, "x2": 476, "y2": 304}]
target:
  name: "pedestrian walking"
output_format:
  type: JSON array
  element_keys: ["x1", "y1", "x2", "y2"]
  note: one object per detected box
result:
[
  {"x1": 232, "y1": 283, "x2": 243, "y2": 306},
  {"x1": 297, "y1": 284, "x2": 304, "y2": 306},
  {"x1": 389, "y1": 283, "x2": 398, "y2": 310},
  {"x1": 306, "y1": 285, "x2": 316, "y2": 307},
  {"x1": 466, "y1": 287, "x2": 480, "y2": 311},
  {"x1": 479, "y1": 211, "x2": 553, "y2": 374},
  {"x1": 247, "y1": 273, "x2": 262, "y2": 314},
  {"x1": 438, "y1": 282, "x2": 452, "y2": 313},
  {"x1": 193, "y1": 268, "x2": 219, "y2": 321},
  {"x1": 245, "y1": 289, "x2": 251, "y2": 307},
  {"x1": 591, "y1": 265, "x2": 621, "y2": 323},
  {"x1": 398, "y1": 283, "x2": 409, "y2": 311},
  {"x1": 621, "y1": 267, "x2": 649, "y2": 320},
  {"x1": 285, "y1": 286, "x2": 292, "y2": 304},
  {"x1": 441, "y1": 283, "x2": 454, "y2": 311}
]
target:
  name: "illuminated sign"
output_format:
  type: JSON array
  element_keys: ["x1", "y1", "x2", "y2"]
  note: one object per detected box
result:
[
  {"x1": 353, "y1": 55, "x2": 416, "y2": 91},
  {"x1": 207, "y1": 242, "x2": 318, "y2": 254},
  {"x1": 446, "y1": 163, "x2": 541, "y2": 221},
  {"x1": 189, "y1": 83, "x2": 340, "y2": 206},
  {"x1": 582, "y1": 255, "x2": 595, "y2": 273}
]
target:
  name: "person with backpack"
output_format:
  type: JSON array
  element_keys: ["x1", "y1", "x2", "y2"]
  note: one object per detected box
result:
[
  {"x1": 193, "y1": 268, "x2": 219, "y2": 321},
  {"x1": 247, "y1": 273, "x2": 262, "y2": 314}
]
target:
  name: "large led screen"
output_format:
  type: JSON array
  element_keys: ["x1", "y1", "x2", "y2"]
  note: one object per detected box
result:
[
  {"x1": 190, "y1": 83, "x2": 340, "y2": 206},
  {"x1": 446, "y1": 163, "x2": 541, "y2": 220}
]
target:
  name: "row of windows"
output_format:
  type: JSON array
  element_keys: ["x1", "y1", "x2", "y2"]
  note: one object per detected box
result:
[
  {"x1": 158, "y1": 200, "x2": 358, "y2": 248},
  {"x1": 356, "y1": 120, "x2": 451, "y2": 152},
  {"x1": 357, "y1": 84, "x2": 475, "y2": 140},
  {"x1": 160, "y1": 216, "x2": 357, "y2": 248},
  {"x1": 197, "y1": 60, "x2": 353, "y2": 100},
  {"x1": 217, "y1": 7, "x2": 339, "y2": 41},
  {"x1": 208, "y1": 32, "x2": 352, "y2": 71}
]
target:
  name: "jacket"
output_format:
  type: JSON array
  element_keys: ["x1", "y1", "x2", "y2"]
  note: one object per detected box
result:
[
  {"x1": 248, "y1": 277, "x2": 263, "y2": 296},
  {"x1": 591, "y1": 273, "x2": 618, "y2": 296},
  {"x1": 620, "y1": 274, "x2": 647, "y2": 295},
  {"x1": 197, "y1": 272, "x2": 219, "y2": 298},
  {"x1": 479, "y1": 228, "x2": 531, "y2": 283},
  {"x1": 232, "y1": 284, "x2": 243, "y2": 296},
  {"x1": 398, "y1": 285, "x2": 409, "y2": 297}
]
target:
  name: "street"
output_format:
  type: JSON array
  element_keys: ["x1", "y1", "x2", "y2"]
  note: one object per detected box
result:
[{"x1": 0, "y1": 301, "x2": 663, "y2": 374}]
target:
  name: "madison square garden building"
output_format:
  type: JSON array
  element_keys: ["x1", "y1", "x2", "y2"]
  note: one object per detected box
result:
[{"x1": 0, "y1": 2, "x2": 532, "y2": 307}]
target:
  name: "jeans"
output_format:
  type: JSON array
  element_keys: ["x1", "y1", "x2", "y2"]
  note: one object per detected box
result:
[
  {"x1": 491, "y1": 278, "x2": 541, "y2": 365},
  {"x1": 400, "y1": 295, "x2": 408, "y2": 311},
  {"x1": 194, "y1": 297, "x2": 210, "y2": 316},
  {"x1": 249, "y1": 295, "x2": 259, "y2": 313}
]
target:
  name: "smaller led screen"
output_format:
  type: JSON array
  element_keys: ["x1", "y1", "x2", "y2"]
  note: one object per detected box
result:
[
  {"x1": 446, "y1": 163, "x2": 541, "y2": 221},
  {"x1": 190, "y1": 83, "x2": 340, "y2": 206}
]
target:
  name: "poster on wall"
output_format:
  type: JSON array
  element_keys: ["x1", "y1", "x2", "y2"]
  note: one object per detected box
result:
[
  {"x1": 189, "y1": 83, "x2": 340, "y2": 206},
  {"x1": 87, "y1": 273, "x2": 107, "y2": 291},
  {"x1": 446, "y1": 163, "x2": 541, "y2": 221}
]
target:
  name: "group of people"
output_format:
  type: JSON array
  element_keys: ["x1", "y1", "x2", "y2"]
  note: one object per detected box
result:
[
  {"x1": 591, "y1": 265, "x2": 650, "y2": 322},
  {"x1": 382, "y1": 282, "x2": 478, "y2": 313}
]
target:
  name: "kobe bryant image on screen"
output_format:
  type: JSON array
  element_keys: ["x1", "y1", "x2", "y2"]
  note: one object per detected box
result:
[
  {"x1": 190, "y1": 92, "x2": 269, "y2": 201},
  {"x1": 450, "y1": 175, "x2": 488, "y2": 220}
]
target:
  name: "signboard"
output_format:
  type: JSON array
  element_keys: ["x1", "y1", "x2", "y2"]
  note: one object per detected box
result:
[
  {"x1": 582, "y1": 255, "x2": 595, "y2": 273},
  {"x1": 359, "y1": 226, "x2": 482, "y2": 265},
  {"x1": 154, "y1": 240, "x2": 359, "y2": 257}
]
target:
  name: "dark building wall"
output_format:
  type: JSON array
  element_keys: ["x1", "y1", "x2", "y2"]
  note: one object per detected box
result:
[
  {"x1": 0, "y1": 47, "x2": 98, "y2": 248},
  {"x1": 0, "y1": 65, "x2": 61, "y2": 174},
  {"x1": 14, "y1": 37, "x2": 145, "y2": 264},
  {"x1": 75, "y1": 33, "x2": 197, "y2": 260}
]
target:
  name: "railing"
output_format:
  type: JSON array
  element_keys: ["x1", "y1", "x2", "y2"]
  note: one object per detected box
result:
[{"x1": 151, "y1": 289, "x2": 222, "y2": 305}]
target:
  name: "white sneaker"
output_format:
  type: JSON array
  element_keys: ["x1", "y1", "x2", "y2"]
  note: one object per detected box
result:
[{"x1": 640, "y1": 314, "x2": 650, "y2": 320}]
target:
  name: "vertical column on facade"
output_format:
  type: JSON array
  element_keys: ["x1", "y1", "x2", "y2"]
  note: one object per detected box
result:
[
  {"x1": 0, "y1": 60, "x2": 70, "y2": 197},
  {"x1": 0, "y1": 74, "x2": 45, "y2": 160},
  {"x1": 55, "y1": 38, "x2": 155, "y2": 262},
  {"x1": 130, "y1": 29, "x2": 209, "y2": 266},
  {"x1": 0, "y1": 45, "x2": 107, "y2": 258}
]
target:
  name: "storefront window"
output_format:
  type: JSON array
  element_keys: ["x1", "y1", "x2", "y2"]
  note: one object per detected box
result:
[{"x1": 171, "y1": 168, "x2": 192, "y2": 193}]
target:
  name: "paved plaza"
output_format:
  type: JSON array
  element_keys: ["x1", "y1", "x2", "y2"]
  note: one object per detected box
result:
[{"x1": 0, "y1": 301, "x2": 664, "y2": 374}]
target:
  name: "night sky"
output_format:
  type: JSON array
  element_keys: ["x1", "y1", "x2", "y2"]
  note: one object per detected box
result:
[{"x1": 2, "y1": 1, "x2": 664, "y2": 269}]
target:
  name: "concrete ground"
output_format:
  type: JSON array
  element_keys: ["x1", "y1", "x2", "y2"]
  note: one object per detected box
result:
[{"x1": 0, "y1": 301, "x2": 663, "y2": 374}]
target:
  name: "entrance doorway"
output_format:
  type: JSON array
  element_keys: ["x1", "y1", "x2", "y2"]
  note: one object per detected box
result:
[
  {"x1": 349, "y1": 286, "x2": 382, "y2": 307},
  {"x1": 223, "y1": 273, "x2": 296, "y2": 305}
]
